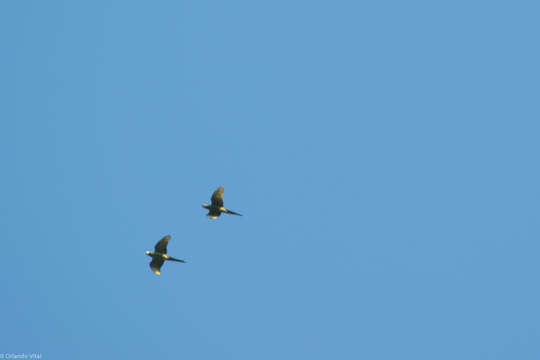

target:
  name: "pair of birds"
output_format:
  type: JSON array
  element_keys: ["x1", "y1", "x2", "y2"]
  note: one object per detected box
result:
[{"x1": 145, "y1": 187, "x2": 242, "y2": 275}]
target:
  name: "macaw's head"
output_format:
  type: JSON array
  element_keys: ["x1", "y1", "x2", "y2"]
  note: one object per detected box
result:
[{"x1": 145, "y1": 251, "x2": 152, "y2": 257}]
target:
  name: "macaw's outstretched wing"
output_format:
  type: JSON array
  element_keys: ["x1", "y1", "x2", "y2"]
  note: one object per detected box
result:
[
  {"x1": 210, "y1": 186, "x2": 224, "y2": 207},
  {"x1": 149, "y1": 258, "x2": 165, "y2": 275},
  {"x1": 154, "y1": 235, "x2": 171, "y2": 254}
]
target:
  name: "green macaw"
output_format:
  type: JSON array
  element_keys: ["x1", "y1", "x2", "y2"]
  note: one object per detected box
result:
[
  {"x1": 145, "y1": 235, "x2": 185, "y2": 275},
  {"x1": 202, "y1": 186, "x2": 243, "y2": 219}
]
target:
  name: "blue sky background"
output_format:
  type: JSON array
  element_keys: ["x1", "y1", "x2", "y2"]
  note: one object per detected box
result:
[{"x1": 2, "y1": 1, "x2": 540, "y2": 359}]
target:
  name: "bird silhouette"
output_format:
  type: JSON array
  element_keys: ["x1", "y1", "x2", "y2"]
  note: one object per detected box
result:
[
  {"x1": 202, "y1": 186, "x2": 243, "y2": 219},
  {"x1": 145, "y1": 235, "x2": 185, "y2": 275}
]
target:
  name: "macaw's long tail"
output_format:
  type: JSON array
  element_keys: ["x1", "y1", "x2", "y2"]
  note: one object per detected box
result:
[
  {"x1": 222, "y1": 208, "x2": 243, "y2": 216},
  {"x1": 167, "y1": 256, "x2": 186, "y2": 263}
]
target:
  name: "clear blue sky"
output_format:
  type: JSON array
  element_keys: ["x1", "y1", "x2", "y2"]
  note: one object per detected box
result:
[{"x1": 2, "y1": 1, "x2": 539, "y2": 359}]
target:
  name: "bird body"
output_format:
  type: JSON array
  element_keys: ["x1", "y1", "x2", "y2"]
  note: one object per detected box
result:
[
  {"x1": 202, "y1": 186, "x2": 242, "y2": 218},
  {"x1": 145, "y1": 235, "x2": 185, "y2": 275}
]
